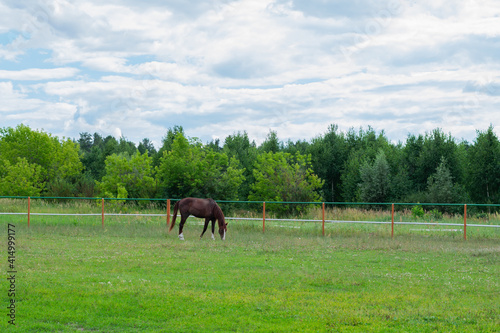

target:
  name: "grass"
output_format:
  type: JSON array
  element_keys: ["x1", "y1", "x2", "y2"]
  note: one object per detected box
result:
[{"x1": 0, "y1": 199, "x2": 499, "y2": 332}]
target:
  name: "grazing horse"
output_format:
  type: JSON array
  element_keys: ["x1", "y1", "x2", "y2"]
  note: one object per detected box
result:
[{"x1": 168, "y1": 198, "x2": 227, "y2": 240}]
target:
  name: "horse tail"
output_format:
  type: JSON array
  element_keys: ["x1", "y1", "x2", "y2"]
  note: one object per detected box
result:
[{"x1": 169, "y1": 200, "x2": 180, "y2": 232}]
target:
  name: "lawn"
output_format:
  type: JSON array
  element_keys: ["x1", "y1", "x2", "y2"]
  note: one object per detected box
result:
[{"x1": 0, "y1": 200, "x2": 499, "y2": 332}]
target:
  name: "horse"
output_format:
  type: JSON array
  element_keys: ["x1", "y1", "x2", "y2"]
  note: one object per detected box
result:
[{"x1": 168, "y1": 198, "x2": 228, "y2": 240}]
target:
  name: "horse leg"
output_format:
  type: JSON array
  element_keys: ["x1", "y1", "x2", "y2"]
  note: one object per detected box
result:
[
  {"x1": 178, "y1": 214, "x2": 188, "y2": 240},
  {"x1": 200, "y1": 217, "x2": 210, "y2": 239},
  {"x1": 211, "y1": 218, "x2": 216, "y2": 240}
]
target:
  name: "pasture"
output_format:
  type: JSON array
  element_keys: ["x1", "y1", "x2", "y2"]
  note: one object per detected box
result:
[{"x1": 1, "y1": 200, "x2": 499, "y2": 332}]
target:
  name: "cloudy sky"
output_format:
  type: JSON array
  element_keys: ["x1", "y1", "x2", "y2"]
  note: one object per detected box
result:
[{"x1": 1, "y1": 0, "x2": 499, "y2": 147}]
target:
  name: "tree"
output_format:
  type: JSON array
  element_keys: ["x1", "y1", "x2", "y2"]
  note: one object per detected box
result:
[
  {"x1": 308, "y1": 124, "x2": 347, "y2": 202},
  {"x1": 389, "y1": 165, "x2": 413, "y2": 202},
  {"x1": 138, "y1": 138, "x2": 157, "y2": 157},
  {"x1": 427, "y1": 157, "x2": 461, "y2": 205},
  {"x1": 78, "y1": 133, "x2": 110, "y2": 181},
  {"x1": 53, "y1": 139, "x2": 84, "y2": 180},
  {"x1": 0, "y1": 124, "x2": 54, "y2": 174},
  {"x1": 339, "y1": 126, "x2": 393, "y2": 202},
  {"x1": 0, "y1": 158, "x2": 45, "y2": 196},
  {"x1": 202, "y1": 152, "x2": 245, "y2": 201},
  {"x1": 156, "y1": 133, "x2": 244, "y2": 200},
  {"x1": 0, "y1": 125, "x2": 82, "y2": 195},
  {"x1": 117, "y1": 137, "x2": 137, "y2": 156},
  {"x1": 154, "y1": 125, "x2": 185, "y2": 167},
  {"x1": 223, "y1": 131, "x2": 258, "y2": 200},
  {"x1": 402, "y1": 133, "x2": 424, "y2": 192},
  {"x1": 78, "y1": 133, "x2": 137, "y2": 182},
  {"x1": 96, "y1": 152, "x2": 155, "y2": 199},
  {"x1": 466, "y1": 125, "x2": 500, "y2": 203},
  {"x1": 359, "y1": 150, "x2": 390, "y2": 202},
  {"x1": 341, "y1": 150, "x2": 364, "y2": 202},
  {"x1": 259, "y1": 130, "x2": 281, "y2": 153},
  {"x1": 283, "y1": 139, "x2": 310, "y2": 156},
  {"x1": 415, "y1": 128, "x2": 460, "y2": 191},
  {"x1": 206, "y1": 138, "x2": 223, "y2": 152},
  {"x1": 248, "y1": 151, "x2": 323, "y2": 216},
  {"x1": 78, "y1": 132, "x2": 93, "y2": 153}
]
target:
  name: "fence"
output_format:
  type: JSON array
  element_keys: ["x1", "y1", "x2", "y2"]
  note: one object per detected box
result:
[{"x1": 1, "y1": 196, "x2": 499, "y2": 240}]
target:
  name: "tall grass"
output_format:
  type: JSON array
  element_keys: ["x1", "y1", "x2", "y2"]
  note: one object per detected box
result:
[{"x1": 1, "y1": 198, "x2": 499, "y2": 239}]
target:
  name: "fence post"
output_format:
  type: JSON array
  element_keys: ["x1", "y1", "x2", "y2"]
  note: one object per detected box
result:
[
  {"x1": 322, "y1": 202, "x2": 325, "y2": 236},
  {"x1": 101, "y1": 198, "x2": 105, "y2": 229},
  {"x1": 28, "y1": 196, "x2": 31, "y2": 228},
  {"x1": 391, "y1": 203, "x2": 394, "y2": 238},
  {"x1": 263, "y1": 202, "x2": 266, "y2": 233},
  {"x1": 166, "y1": 199, "x2": 171, "y2": 228},
  {"x1": 464, "y1": 204, "x2": 467, "y2": 240}
]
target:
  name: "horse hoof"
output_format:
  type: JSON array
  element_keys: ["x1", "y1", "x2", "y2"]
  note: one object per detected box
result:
[{"x1": 178, "y1": 234, "x2": 184, "y2": 240}]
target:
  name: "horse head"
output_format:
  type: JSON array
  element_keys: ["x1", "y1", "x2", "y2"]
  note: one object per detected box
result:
[{"x1": 218, "y1": 222, "x2": 228, "y2": 240}]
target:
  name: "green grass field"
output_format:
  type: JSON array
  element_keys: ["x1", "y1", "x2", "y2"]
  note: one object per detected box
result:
[{"x1": 1, "y1": 200, "x2": 499, "y2": 332}]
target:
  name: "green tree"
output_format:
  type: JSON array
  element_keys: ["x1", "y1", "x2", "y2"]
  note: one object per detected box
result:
[
  {"x1": 96, "y1": 152, "x2": 155, "y2": 199},
  {"x1": 0, "y1": 125, "x2": 82, "y2": 195},
  {"x1": 223, "y1": 131, "x2": 257, "y2": 200},
  {"x1": 415, "y1": 129, "x2": 460, "y2": 191},
  {"x1": 466, "y1": 125, "x2": 500, "y2": 203},
  {"x1": 248, "y1": 151, "x2": 323, "y2": 216},
  {"x1": 78, "y1": 133, "x2": 136, "y2": 182},
  {"x1": 402, "y1": 133, "x2": 424, "y2": 189},
  {"x1": 308, "y1": 124, "x2": 347, "y2": 202},
  {"x1": 427, "y1": 157, "x2": 461, "y2": 205},
  {"x1": 157, "y1": 133, "x2": 244, "y2": 200},
  {"x1": 359, "y1": 150, "x2": 390, "y2": 202},
  {"x1": 202, "y1": 152, "x2": 245, "y2": 200},
  {"x1": 340, "y1": 126, "x2": 393, "y2": 202},
  {"x1": 206, "y1": 138, "x2": 223, "y2": 152},
  {"x1": 283, "y1": 139, "x2": 310, "y2": 156},
  {"x1": 138, "y1": 138, "x2": 157, "y2": 157},
  {"x1": 340, "y1": 150, "x2": 364, "y2": 202},
  {"x1": 389, "y1": 165, "x2": 413, "y2": 202},
  {"x1": 0, "y1": 158, "x2": 45, "y2": 196},
  {"x1": 78, "y1": 132, "x2": 93, "y2": 153},
  {"x1": 154, "y1": 126, "x2": 185, "y2": 167},
  {"x1": 117, "y1": 137, "x2": 137, "y2": 156},
  {"x1": 259, "y1": 130, "x2": 281, "y2": 153}
]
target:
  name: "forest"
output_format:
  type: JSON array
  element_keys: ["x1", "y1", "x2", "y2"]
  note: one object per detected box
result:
[{"x1": 0, "y1": 123, "x2": 499, "y2": 209}]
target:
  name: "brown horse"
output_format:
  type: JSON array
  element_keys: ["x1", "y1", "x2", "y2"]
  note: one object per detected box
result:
[{"x1": 168, "y1": 198, "x2": 227, "y2": 240}]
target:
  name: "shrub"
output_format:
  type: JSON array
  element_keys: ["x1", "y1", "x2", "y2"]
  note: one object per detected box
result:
[{"x1": 412, "y1": 205, "x2": 425, "y2": 219}]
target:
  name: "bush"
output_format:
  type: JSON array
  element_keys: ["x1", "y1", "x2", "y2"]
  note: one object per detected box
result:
[
  {"x1": 412, "y1": 205, "x2": 425, "y2": 219},
  {"x1": 428, "y1": 209, "x2": 443, "y2": 220}
]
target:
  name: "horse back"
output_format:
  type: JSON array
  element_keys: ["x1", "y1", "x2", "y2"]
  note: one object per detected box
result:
[{"x1": 180, "y1": 197, "x2": 216, "y2": 218}]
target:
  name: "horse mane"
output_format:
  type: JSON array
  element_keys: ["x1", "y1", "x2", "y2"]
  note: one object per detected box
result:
[{"x1": 211, "y1": 200, "x2": 226, "y2": 229}]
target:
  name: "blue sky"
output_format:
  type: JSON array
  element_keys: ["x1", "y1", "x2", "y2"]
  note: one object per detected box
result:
[{"x1": 0, "y1": 0, "x2": 499, "y2": 147}]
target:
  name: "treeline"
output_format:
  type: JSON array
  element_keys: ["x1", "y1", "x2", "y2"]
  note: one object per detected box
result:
[{"x1": 1, "y1": 123, "x2": 499, "y2": 211}]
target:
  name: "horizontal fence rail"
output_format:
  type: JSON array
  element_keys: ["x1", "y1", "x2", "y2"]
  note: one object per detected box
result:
[{"x1": 1, "y1": 196, "x2": 499, "y2": 240}]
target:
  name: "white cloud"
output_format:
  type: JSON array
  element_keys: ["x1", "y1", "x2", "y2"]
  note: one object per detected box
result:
[
  {"x1": 0, "y1": 82, "x2": 43, "y2": 112},
  {"x1": 0, "y1": 0, "x2": 498, "y2": 146},
  {"x1": 0, "y1": 67, "x2": 79, "y2": 80}
]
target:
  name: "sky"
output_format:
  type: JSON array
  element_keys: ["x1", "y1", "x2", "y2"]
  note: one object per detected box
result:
[{"x1": 0, "y1": 0, "x2": 499, "y2": 148}]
